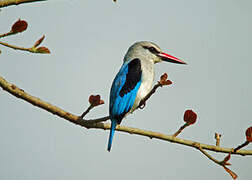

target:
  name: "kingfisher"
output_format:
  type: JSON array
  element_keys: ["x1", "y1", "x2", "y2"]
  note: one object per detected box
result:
[{"x1": 108, "y1": 41, "x2": 186, "y2": 151}]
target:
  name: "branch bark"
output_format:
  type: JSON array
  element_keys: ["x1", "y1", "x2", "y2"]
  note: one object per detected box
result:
[
  {"x1": 0, "y1": 40, "x2": 50, "y2": 54},
  {"x1": 0, "y1": 0, "x2": 46, "y2": 8},
  {"x1": 1, "y1": 75, "x2": 251, "y2": 155},
  {"x1": 197, "y1": 146, "x2": 238, "y2": 179},
  {"x1": 0, "y1": 32, "x2": 14, "y2": 38},
  {"x1": 0, "y1": 41, "x2": 32, "y2": 52}
]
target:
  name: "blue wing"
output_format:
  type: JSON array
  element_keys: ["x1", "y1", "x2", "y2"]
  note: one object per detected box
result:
[
  {"x1": 107, "y1": 58, "x2": 142, "y2": 151},
  {"x1": 109, "y1": 58, "x2": 142, "y2": 124}
]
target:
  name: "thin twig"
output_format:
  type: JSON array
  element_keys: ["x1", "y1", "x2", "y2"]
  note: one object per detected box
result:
[
  {"x1": 0, "y1": 41, "x2": 33, "y2": 52},
  {"x1": 197, "y1": 145, "x2": 221, "y2": 164},
  {"x1": 84, "y1": 116, "x2": 110, "y2": 124},
  {"x1": 78, "y1": 105, "x2": 110, "y2": 123},
  {"x1": 0, "y1": 32, "x2": 15, "y2": 38},
  {"x1": 0, "y1": 75, "x2": 251, "y2": 156},
  {"x1": 0, "y1": 0, "x2": 46, "y2": 8},
  {"x1": 197, "y1": 145, "x2": 238, "y2": 179},
  {"x1": 234, "y1": 141, "x2": 249, "y2": 152},
  {"x1": 173, "y1": 123, "x2": 188, "y2": 137},
  {"x1": 0, "y1": 41, "x2": 50, "y2": 54},
  {"x1": 79, "y1": 105, "x2": 94, "y2": 119},
  {"x1": 215, "y1": 133, "x2": 222, "y2": 147}
]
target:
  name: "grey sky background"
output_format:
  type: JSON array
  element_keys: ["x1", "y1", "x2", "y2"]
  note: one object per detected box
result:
[{"x1": 0, "y1": 0, "x2": 251, "y2": 179}]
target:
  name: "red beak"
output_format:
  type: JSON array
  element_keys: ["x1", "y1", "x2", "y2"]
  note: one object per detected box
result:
[{"x1": 158, "y1": 52, "x2": 186, "y2": 64}]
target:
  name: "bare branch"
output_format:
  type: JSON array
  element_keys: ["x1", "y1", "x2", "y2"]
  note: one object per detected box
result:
[
  {"x1": 0, "y1": 75, "x2": 251, "y2": 156},
  {"x1": 0, "y1": 41, "x2": 31, "y2": 52},
  {"x1": 234, "y1": 141, "x2": 250, "y2": 152},
  {"x1": 0, "y1": 0, "x2": 46, "y2": 8},
  {"x1": 79, "y1": 105, "x2": 94, "y2": 119},
  {"x1": 197, "y1": 146, "x2": 238, "y2": 179},
  {"x1": 85, "y1": 116, "x2": 110, "y2": 124},
  {"x1": 0, "y1": 40, "x2": 50, "y2": 54},
  {"x1": 173, "y1": 123, "x2": 188, "y2": 137},
  {"x1": 0, "y1": 31, "x2": 15, "y2": 38}
]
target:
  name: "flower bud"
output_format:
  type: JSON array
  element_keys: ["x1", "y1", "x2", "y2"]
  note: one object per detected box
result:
[
  {"x1": 11, "y1": 19, "x2": 28, "y2": 33},
  {"x1": 184, "y1": 109, "x2": 197, "y2": 125}
]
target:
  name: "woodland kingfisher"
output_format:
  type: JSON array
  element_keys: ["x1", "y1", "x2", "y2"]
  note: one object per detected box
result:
[{"x1": 108, "y1": 41, "x2": 186, "y2": 151}]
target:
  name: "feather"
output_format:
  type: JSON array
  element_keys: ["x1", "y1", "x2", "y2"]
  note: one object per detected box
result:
[{"x1": 108, "y1": 58, "x2": 142, "y2": 151}]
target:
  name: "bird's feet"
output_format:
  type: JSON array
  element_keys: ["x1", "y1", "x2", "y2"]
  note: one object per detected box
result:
[{"x1": 139, "y1": 101, "x2": 146, "y2": 109}]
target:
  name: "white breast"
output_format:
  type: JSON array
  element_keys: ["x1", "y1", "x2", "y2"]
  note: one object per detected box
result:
[{"x1": 131, "y1": 60, "x2": 154, "y2": 112}]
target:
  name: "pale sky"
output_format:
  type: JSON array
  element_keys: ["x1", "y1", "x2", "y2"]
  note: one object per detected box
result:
[{"x1": 0, "y1": 0, "x2": 251, "y2": 180}]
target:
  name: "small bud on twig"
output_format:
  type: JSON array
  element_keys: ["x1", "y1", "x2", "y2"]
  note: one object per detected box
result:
[
  {"x1": 221, "y1": 153, "x2": 238, "y2": 179},
  {"x1": 89, "y1": 95, "x2": 104, "y2": 107},
  {"x1": 36, "y1": 46, "x2": 51, "y2": 54},
  {"x1": 173, "y1": 109, "x2": 197, "y2": 137},
  {"x1": 34, "y1": 35, "x2": 45, "y2": 48},
  {"x1": 79, "y1": 95, "x2": 105, "y2": 119},
  {"x1": 222, "y1": 153, "x2": 231, "y2": 166},
  {"x1": 215, "y1": 133, "x2": 222, "y2": 146},
  {"x1": 159, "y1": 73, "x2": 172, "y2": 86},
  {"x1": 246, "y1": 126, "x2": 252, "y2": 142},
  {"x1": 184, "y1": 109, "x2": 197, "y2": 125},
  {"x1": 11, "y1": 19, "x2": 28, "y2": 33}
]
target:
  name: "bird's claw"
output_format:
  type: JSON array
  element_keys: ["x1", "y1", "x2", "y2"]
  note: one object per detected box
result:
[{"x1": 139, "y1": 101, "x2": 146, "y2": 109}]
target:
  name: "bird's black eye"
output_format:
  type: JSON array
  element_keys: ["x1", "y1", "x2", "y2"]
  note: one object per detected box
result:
[
  {"x1": 143, "y1": 45, "x2": 160, "y2": 54},
  {"x1": 148, "y1": 47, "x2": 159, "y2": 54}
]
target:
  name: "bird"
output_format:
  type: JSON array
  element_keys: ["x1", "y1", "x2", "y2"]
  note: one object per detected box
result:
[{"x1": 107, "y1": 41, "x2": 186, "y2": 151}]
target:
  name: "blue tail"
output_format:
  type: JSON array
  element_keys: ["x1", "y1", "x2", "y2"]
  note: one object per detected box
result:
[{"x1": 107, "y1": 120, "x2": 117, "y2": 152}]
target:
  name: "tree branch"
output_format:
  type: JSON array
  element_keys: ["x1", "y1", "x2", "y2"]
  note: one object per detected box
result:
[
  {"x1": 0, "y1": 40, "x2": 50, "y2": 54},
  {"x1": 0, "y1": 31, "x2": 15, "y2": 38},
  {"x1": 0, "y1": 0, "x2": 46, "y2": 8},
  {"x1": 0, "y1": 75, "x2": 251, "y2": 156},
  {"x1": 197, "y1": 145, "x2": 238, "y2": 179},
  {"x1": 0, "y1": 41, "x2": 31, "y2": 52}
]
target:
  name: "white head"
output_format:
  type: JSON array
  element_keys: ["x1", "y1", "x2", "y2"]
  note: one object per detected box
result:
[{"x1": 123, "y1": 41, "x2": 186, "y2": 64}]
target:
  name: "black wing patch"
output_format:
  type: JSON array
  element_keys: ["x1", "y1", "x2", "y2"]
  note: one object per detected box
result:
[
  {"x1": 119, "y1": 58, "x2": 142, "y2": 97},
  {"x1": 114, "y1": 113, "x2": 126, "y2": 125}
]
